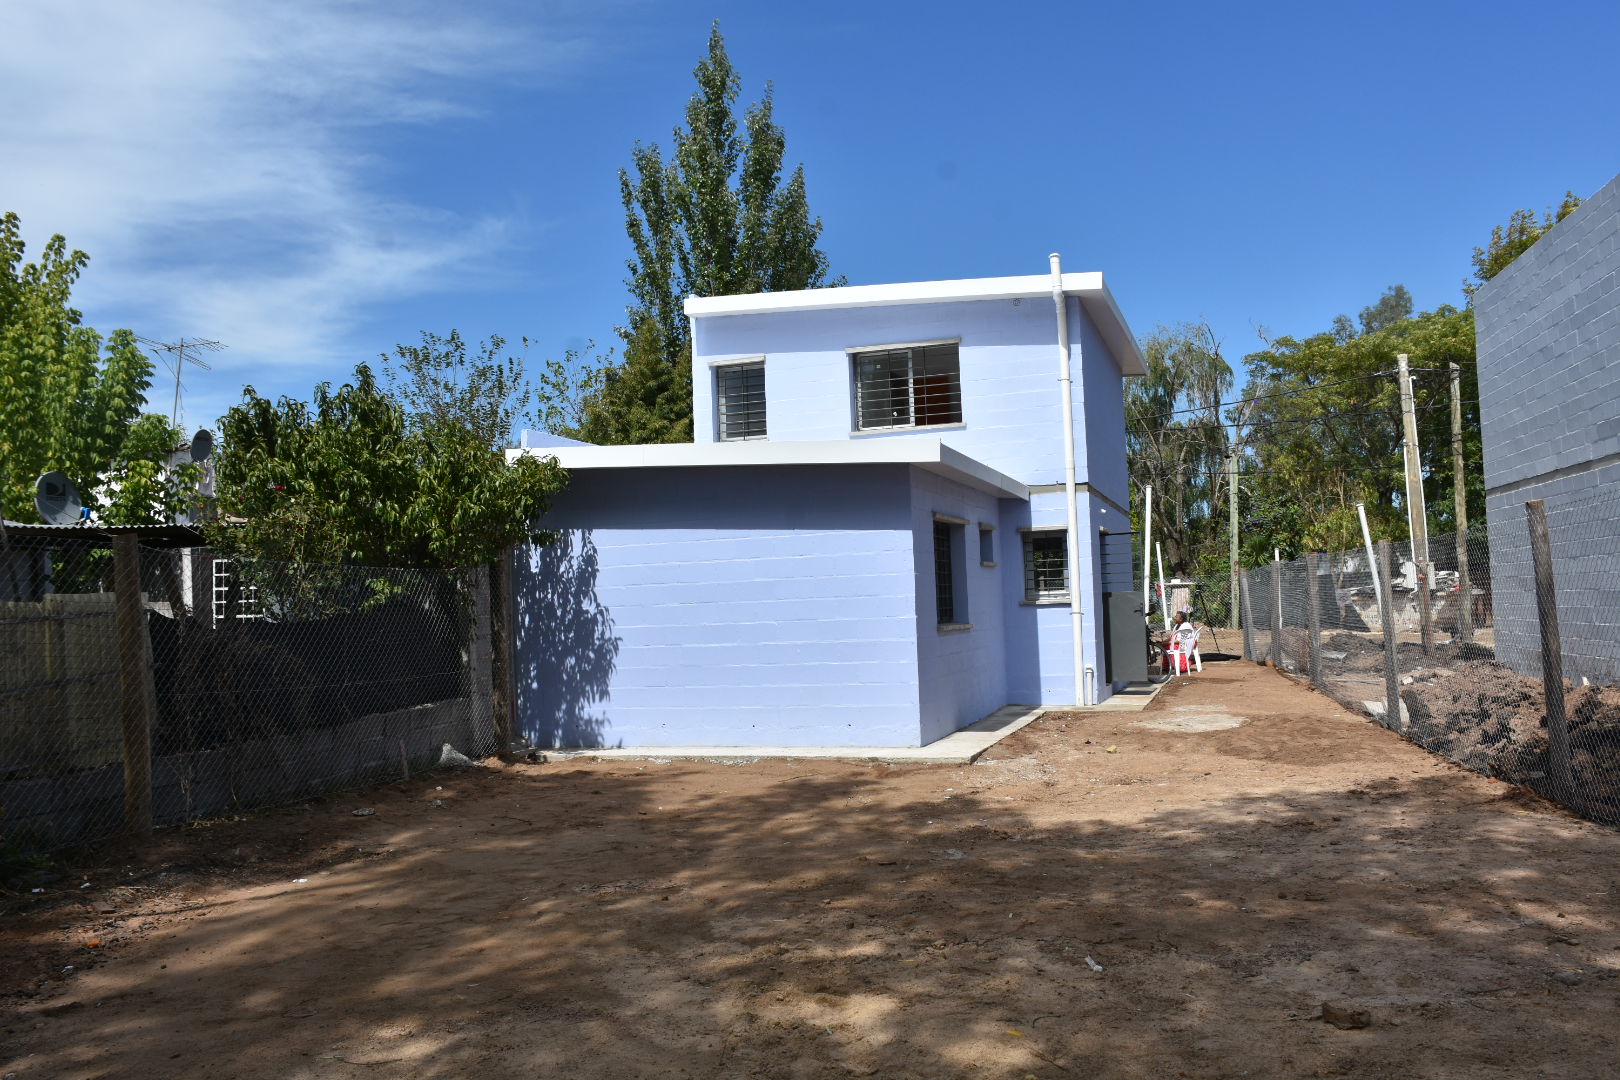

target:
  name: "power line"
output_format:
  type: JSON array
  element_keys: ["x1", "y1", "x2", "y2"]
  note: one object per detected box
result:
[{"x1": 1128, "y1": 369, "x2": 1399, "y2": 425}]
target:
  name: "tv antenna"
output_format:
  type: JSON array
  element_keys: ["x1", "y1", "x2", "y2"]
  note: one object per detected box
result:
[{"x1": 136, "y1": 336, "x2": 226, "y2": 428}]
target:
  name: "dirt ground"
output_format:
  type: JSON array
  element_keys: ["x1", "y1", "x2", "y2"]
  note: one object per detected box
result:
[{"x1": 5, "y1": 660, "x2": 1620, "y2": 1080}]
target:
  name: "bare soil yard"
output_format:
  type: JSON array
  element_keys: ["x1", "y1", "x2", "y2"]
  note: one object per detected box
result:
[{"x1": 4, "y1": 661, "x2": 1619, "y2": 1079}]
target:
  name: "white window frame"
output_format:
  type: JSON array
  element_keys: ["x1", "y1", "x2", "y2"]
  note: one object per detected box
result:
[
  {"x1": 848, "y1": 338, "x2": 963, "y2": 433},
  {"x1": 712, "y1": 356, "x2": 767, "y2": 442}
]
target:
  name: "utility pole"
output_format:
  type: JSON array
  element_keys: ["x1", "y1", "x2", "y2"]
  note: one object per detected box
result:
[
  {"x1": 1398, "y1": 353, "x2": 1433, "y2": 653},
  {"x1": 1450, "y1": 361, "x2": 1473, "y2": 642}
]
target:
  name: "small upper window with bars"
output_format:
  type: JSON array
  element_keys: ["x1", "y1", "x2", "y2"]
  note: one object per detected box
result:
[
  {"x1": 852, "y1": 343, "x2": 962, "y2": 431},
  {"x1": 715, "y1": 359, "x2": 766, "y2": 441}
]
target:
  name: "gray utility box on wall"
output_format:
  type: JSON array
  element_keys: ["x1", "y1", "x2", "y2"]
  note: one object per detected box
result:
[{"x1": 1105, "y1": 591, "x2": 1148, "y2": 684}]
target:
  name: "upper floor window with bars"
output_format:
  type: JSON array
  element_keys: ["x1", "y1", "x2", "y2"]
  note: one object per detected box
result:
[
  {"x1": 852, "y1": 342, "x2": 962, "y2": 431},
  {"x1": 716, "y1": 359, "x2": 766, "y2": 441}
]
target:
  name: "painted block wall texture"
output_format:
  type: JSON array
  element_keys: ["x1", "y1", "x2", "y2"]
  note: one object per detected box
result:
[
  {"x1": 1475, "y1": 173, "x2": 1620, "y2": 681},
  {"x1": 1077, "y1": 303, "x2": 1131, "y2": 511},
  {"x1": 1485, "y1": 463, "x2": 1620, "y2": 684},
  {"x1": 907, "y1": 468, "x2": 1010, "y2": 744},
  {"x1": 995, "y1": 490, "x2": 1113, "y2": 706},
  {"x1": 692, "y1": 296, "x2": 1124, "y2": 487},
  {"x1": 1476, "y1": 173, "x2": 1620, "y2": 492},
  {"x1": 513, "y1": 464, "x2": 926, "y2": 748}
]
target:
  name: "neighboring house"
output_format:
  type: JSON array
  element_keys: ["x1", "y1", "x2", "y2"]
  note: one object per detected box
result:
[
  {"x1": 509, "y1": 265, "x2": 1144, "y2": 749},
  {"x1": 1474, "y1": 172, "x2": 1620, "y2": 682}
]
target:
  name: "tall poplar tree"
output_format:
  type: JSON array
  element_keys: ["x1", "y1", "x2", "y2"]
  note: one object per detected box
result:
[
  {"x1": 0, "y1": 211, "x2": 192, "y2": 525},
  {"x1": 576, "y1": 22, "x2": 837, "y2": 444}
]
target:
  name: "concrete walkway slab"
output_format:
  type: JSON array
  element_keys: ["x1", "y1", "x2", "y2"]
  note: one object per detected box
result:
[{"x1": 545, "y1": 680, "x2": 1169, "y2": 765}]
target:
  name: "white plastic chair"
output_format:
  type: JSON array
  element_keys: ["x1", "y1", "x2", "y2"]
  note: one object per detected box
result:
[{"x1": 1168, "y1": 625, "x2": 1203, "y2": 674}]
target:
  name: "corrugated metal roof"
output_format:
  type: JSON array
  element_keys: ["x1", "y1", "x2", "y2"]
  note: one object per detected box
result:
[{"x1": 0, "y1": 521, "x2": 209, "y2": 549}]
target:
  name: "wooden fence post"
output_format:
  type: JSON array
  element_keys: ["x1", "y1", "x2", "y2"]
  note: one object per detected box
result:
[
  {"x1": 1377, "y1": 540, "x2": 1403, "y2": 732},
  {"x1": 1456, "y1": 526, "x2": 1474, "y2": 643},
  {"x1": 113, "y1": 536, "x2": 155, "y2": 838},
  {"x1": 1526, "y1": 500, "x2": 1575, "y2": 802},
  {"x1": 487, "y1": 546, "x2": 518, "y2": 761},
  {"x1": 1305, "y1": 552, "x2": 1323, "y2": 687}
]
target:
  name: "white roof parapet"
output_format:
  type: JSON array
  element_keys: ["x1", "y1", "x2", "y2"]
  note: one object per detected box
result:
[
  {"x1": 506, "y1": 438, "x2": 1030, "y2": 500},
  {"x1": 683, "y1": 271, "x2": 1145, "y2": 375}
]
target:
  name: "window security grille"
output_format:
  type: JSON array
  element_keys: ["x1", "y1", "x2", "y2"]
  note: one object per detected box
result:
[
  {"x1": 854, "y1": 344, "x2": 962, "y2": 430},
  {"x1": 716, "y1": 360, "x2": 767, "y2": 441},
  {"x1": 1023, "y1": 531, "x2": 1068, "y2": 601},
  {"x1": 213, "y1": 559, "x2": 265, "y2": 621},
  {"x1": 934, "y1": 521, "x2": 956, "y2": 623}
]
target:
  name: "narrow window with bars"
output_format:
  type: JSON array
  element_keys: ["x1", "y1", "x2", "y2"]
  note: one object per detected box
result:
[
  {"x1": 716, "y1": 360, "x2": 767, "y2": 441},
  {"x1": 934, "y1": 521, "x2": 957, "y2": 624},
  {"x1": 1023, "y1": 530, "x2": 1069, "y2": 602},
  {"x1": 852, "y1": 343, "x2": 961, "y2": 431}
]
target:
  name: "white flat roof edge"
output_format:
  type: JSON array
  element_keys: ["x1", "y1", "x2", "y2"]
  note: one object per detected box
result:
[
  {"x1": 682, "y1": 272, "x2": 1144, "y2": 375},
  {"x1": 506, "y1": 439, "x2": 1030, "y2": 500}
]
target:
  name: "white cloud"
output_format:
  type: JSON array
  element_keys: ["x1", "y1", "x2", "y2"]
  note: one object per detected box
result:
[{"x1": 0, "y1": 0, "x2": 597, "y2": 425}]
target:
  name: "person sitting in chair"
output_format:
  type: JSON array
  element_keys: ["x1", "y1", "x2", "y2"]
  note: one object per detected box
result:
[{"x1": 1169, "y1": 609, "x2": 1203, "y2": 674}]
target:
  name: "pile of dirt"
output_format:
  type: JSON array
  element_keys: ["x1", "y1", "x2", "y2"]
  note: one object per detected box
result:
[
  {"x1": 1321, "y1": 631, "x2": 1495, "y2": 675},
  {"x1": 1401, "y1": 662, "x2": 1620, "y2": 824}
]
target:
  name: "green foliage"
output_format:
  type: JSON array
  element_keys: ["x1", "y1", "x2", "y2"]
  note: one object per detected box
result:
[
  {"x1": 211, "y1": 363, "x2": 566, "y2": 569},
  {"x1": 1239, "y1": 302, "x2": 1480, "y2": 560},
  {"x1": 1466, "y1": 191, "x2": 1583, "y2": 295},
  {"x1": 0, "y1": 211, "x2": 163, "y2": 522},
  {"x1": 1125, "y1": 322, "x2": 1233, "y2": 573},
  {"x1": 1357, "y1": 284, "x2": 1413, "y2": 336},
  {"x1": 100, "y1": 414, "x2": 205, "y2": 526},
  {"x1": 577, "y1": 21, "x2": 838, "y2": 444},
  {"x1": 383, "y1": 330, "x2": 536, "y2": 450}
]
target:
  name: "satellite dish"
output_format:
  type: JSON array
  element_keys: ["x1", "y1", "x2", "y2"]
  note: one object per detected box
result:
[
  {"x1": 35, "y1": 472, "x2": 84, "y2": 525},
  {"x1": 189, "y1": 429, "x2": 214, "y2": 463}
]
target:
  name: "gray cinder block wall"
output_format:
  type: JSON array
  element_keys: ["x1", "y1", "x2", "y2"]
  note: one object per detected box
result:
[{"x1": 1474, "y1": 173, "x2": 1620, "y2": 682}]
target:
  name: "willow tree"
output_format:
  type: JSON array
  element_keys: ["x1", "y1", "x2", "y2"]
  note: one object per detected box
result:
[
  {"x1": 575, "y1": 22, "x2": 838, "y2": 444},
  {"x1": 1125, "y1": 321, "x2": 1233, "y2": 575}
]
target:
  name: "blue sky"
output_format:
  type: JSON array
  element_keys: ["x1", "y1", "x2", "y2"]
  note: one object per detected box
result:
[{"x1": 3, "y1": 0, "x2": 1617, "y2": 433}]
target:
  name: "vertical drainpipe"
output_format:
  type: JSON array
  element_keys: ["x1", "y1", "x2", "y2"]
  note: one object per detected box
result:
[{"x1": 1050, "y1": 254, "x2": 1088, "y2": 706}]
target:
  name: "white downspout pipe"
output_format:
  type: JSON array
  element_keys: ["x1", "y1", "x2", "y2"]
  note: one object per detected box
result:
[
  {"x1": 1050, "y1": 253, "x2": 1088, "y2": 706},
  {"x1": 1142, "y1": 484, "x2": 1153, "y2": 620}
]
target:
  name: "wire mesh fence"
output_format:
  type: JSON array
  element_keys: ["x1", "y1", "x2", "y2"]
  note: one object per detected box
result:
[
  {"x1": 1240, "y1": 490, "x2": 1620, "y2": 827},
  {"x1": 2, "y1": 534, "x2": 497, "y2": 855}
]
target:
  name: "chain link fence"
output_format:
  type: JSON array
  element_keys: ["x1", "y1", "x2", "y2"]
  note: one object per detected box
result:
[
  {"x1": 2, "y1": 534, "x2": 497, "y2": 855},
  {"x1": 1240, "y1": 490, "x2": 1620, "y2": 827}
]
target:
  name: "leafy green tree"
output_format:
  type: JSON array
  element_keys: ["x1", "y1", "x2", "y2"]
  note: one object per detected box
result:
[
  {"x1": 100, "y1": 414, "x2": 205, "y2": 526},
  {"x1": 212, "y1": 364, "x2": 565, "y2": 569},
  {"x1": 0, "y1": 211, "x2": 165, "y2": 522},
  {"x1": 383, "y1": 330, "x2": 537, "y2": 450},
  {"x1": 1239, "y1": 302, "x2": 1479, "y2": 559},
  {"x1": 1357, "y1": 284, "x2": 1413, "y2": 336},
  {"x1": 579, "y1": 21, "x2": 839, "y2": 443},
  {"x1": 1125, "y1": 322, "x2": 1233, "y2": 574},
  {"x1": 1466, "y1": 190, "x2": 1583, "y2": 295}
]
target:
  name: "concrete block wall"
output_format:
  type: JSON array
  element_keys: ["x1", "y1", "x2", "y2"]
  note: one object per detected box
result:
[
  {"x1": 692, "y1": 296, "x2": 1121, "y2": 488},
  {"x1": 515, "y1": 464, "x2": 926, "y2": 748},
  {"x1": 1476, "y1": 172, "x2": 1620, "y2": 680}
]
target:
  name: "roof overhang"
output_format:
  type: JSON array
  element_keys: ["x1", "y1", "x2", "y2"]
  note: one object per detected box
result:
[
  {"x1": 507, "y1": 438, "x2": 1029, "y2": 500},
  {"x1": 0, "y1": 522, "x2": 209, "y2": 549},
  {"x1": 683, "y1": 271, "x2": 1145, "y2": 375}
]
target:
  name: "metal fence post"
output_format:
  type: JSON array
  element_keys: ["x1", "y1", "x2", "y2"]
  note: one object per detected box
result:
[
  {"x1": 1270, "y1": 553, "x2": 1283, "y2": 666},
  {"x1": 1241, "y1": 570, "x2": 1256, "y2": 662},
  {"x1": 113, "y1": 536, "x2": 155, "y2": 838},
  {"x1": 1377, "y1": 539, "x2": 1403, "y2": 732},
  {"x1": 1526, "y1": 500, "x2": 1575, "y2": 802},
  {"x1": 1305, "y1": 552, "x2": 1323, "y2": 687}
]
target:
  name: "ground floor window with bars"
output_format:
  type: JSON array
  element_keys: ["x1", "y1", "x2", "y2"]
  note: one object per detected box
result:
[
  {"x1": 1023, "y1": 529, "x2": 1069, "y2": 602},
  {"x1": 715, "y1": 359, "x2": 766, "y2": 441},
  {"x1": 852, "y1": 342, "x2": 961, "y2": 431},
  {"x1": 933, "y1": 518, "x2": 971, "y2": 626}
]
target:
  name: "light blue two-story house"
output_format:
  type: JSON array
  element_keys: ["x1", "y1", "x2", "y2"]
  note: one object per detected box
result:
[{"x1": 509, "y1": 261, "x2": 1144, "y2": 749}]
